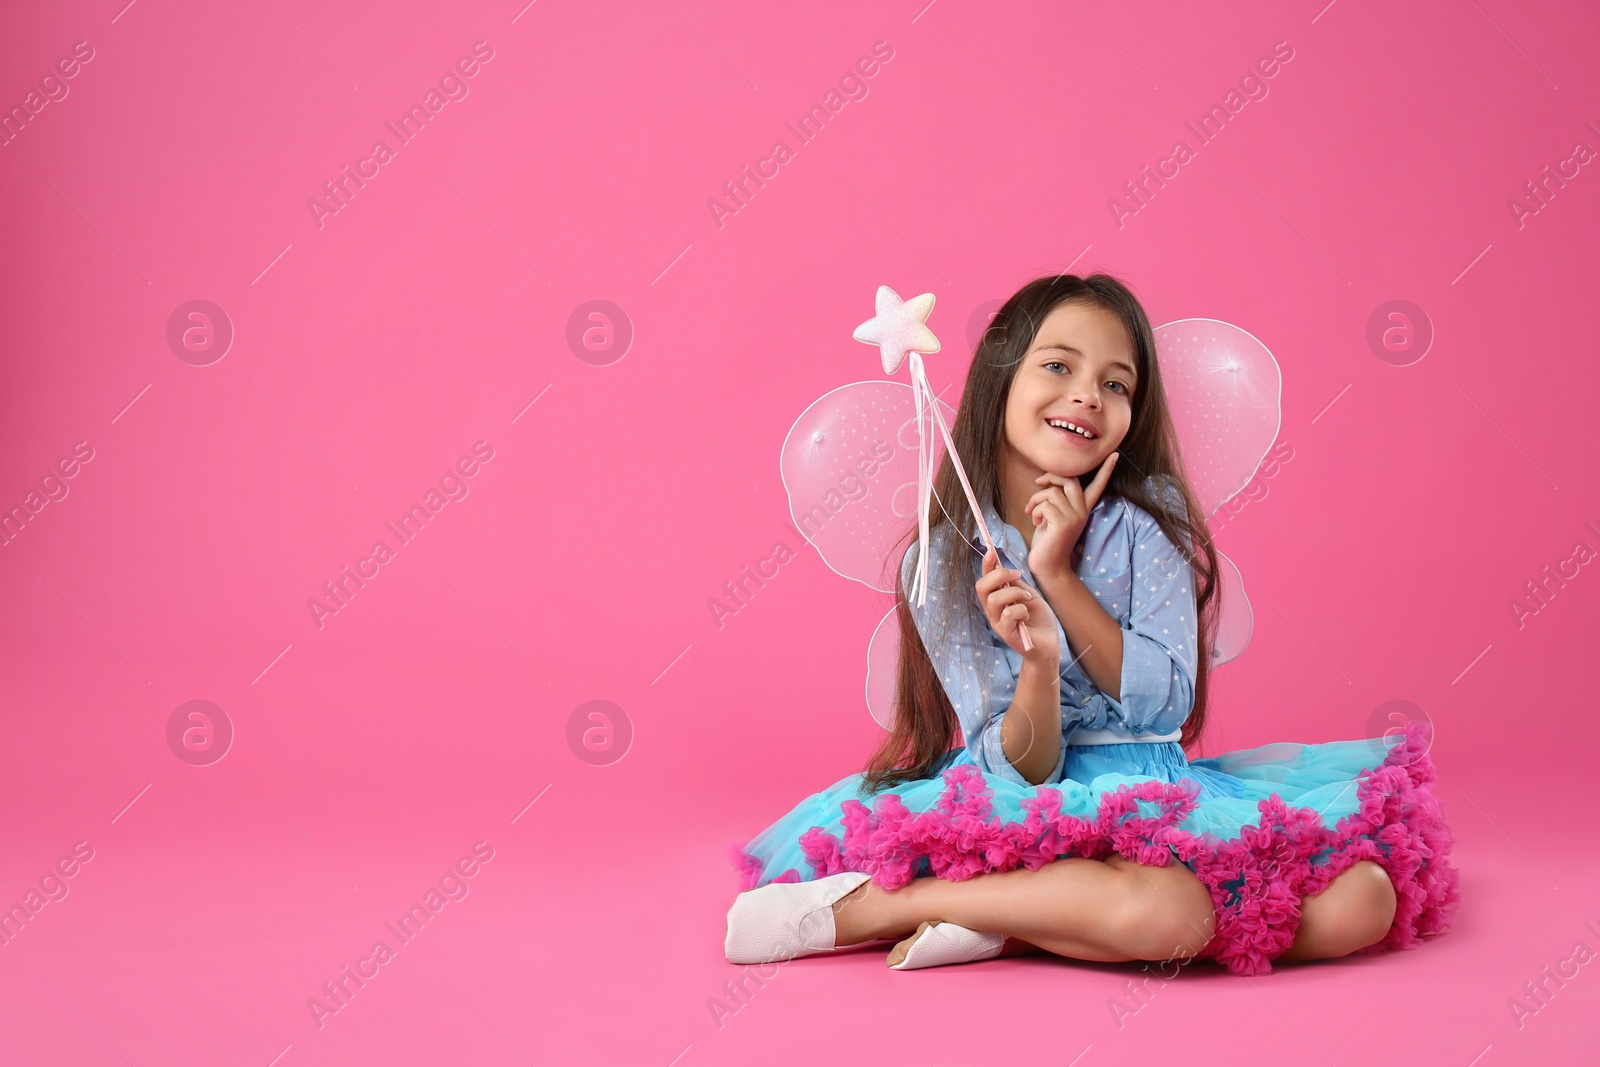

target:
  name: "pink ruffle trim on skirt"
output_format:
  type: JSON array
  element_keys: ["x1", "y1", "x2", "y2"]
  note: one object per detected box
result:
[{"x1": 729, "y1": 722, "x2": 1460, "y2": 976}]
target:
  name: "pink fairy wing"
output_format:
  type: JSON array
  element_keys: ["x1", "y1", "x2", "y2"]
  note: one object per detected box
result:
[
  {"x1": 778, "y1": 380, "x2": 955, "y2": 593},
  {"x1": 1154, "y1": 318, "x2": 1283, "y2": 517},
  {"x1": 1154, "y1": 318, "x2": 1283, "y2": 668},
  {"x1": 865, "y1": 607, "x2": 898, "y2": 730},
  {"x1": 1210, "y1": 548, "x2": 1254, "y2": 668}
]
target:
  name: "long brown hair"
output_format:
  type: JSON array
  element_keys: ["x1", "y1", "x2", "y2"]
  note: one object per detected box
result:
[{"x1": 860, "y1": 273, "x2": 1221, "y2": 794}]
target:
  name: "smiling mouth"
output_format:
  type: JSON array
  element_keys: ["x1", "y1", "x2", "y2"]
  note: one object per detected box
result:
[{"x1": 1045, "y1": 418, "x2": 1098, "y2": 443}]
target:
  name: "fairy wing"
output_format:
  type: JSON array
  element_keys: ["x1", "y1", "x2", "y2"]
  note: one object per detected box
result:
[
  {"x1": 1153, "y1": 317, "x2": 1283, "y2": 670},
  {"x1": 1153, "y1": 318, "x2": 1283, "y2": 523},
  {"x1": 778, "y1": 380, "x2": 957, "y2": 596},
  {"x1": 780, "y1": 312, "x2": 1283, "y2": 729},
  {"x1": 778, "y1": 379, "x2": 953, "y2": 731}
]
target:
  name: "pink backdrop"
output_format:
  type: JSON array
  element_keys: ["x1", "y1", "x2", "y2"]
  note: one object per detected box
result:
[{"x1": 2, "y1": 0, "x2": 1596, "y2": 1063}]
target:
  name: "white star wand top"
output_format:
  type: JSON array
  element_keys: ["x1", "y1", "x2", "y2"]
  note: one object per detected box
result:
[{"x1": 852, "y1": 285, "x2": 1033, "y2": 651}]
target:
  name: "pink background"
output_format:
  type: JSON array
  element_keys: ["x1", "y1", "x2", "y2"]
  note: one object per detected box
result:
[{"x1": 2, "y1": 0, "x2": 1597, "y2": 1063}]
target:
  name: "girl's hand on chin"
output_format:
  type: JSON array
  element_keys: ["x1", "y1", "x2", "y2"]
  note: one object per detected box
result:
[
  {"x1": 1026, "y1": 453, "x2": 1118, "y2": 581},
  {"x1": 977, "y1": 550, "x2": 1060, "y2": 664}
]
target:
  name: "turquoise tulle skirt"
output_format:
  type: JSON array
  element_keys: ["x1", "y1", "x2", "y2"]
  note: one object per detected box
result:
[{"x1": 730, "y1": 724, "x2": 1460, "y2": 975}]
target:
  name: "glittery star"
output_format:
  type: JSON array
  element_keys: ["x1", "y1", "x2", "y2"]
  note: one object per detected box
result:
[{"x1": 852, "y1": 285, "x2": 941, "y2": 374}]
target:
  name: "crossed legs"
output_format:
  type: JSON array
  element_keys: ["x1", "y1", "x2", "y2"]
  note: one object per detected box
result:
[{"x1": 832, "y1": 854, "x2": 1396, "y2": 965}]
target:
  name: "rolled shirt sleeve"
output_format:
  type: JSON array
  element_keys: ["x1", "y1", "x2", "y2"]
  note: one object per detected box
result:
[
  {"x1": 1102, "y1": 498, "x2": 1198, "y2": 735},
  {"x1": 979, "y1": 704, "x2": 1067, "y2": 786},
  {"x1": 901, "y1": 536, "x2": 1065, "y2": 786}
]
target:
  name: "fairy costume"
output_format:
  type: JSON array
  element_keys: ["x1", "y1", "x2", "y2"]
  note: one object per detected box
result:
[{"x1": 729, "y1": 286, "x2": 1460, "y2": 976}]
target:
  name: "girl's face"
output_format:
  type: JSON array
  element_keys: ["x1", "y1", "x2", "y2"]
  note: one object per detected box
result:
[{"x1": 1001, "y1": 300, "x2": 1136, "y2": 479}]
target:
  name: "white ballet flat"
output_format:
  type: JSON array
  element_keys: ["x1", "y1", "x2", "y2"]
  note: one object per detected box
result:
[
  {"x1": 888, "y1": 920, "x2": 1006, "y2": 970},
  {"x1": 724, "y1": 870, "x2": 874, "y2": 964}
]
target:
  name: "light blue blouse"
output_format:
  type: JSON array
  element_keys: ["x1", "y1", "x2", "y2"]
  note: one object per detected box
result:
[{"x1": 901, "y1": 475, "x2": 1200, "y2": 787}]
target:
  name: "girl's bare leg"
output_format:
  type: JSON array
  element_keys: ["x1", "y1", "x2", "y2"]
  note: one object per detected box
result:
[
  {"x1": 997, "y1": 859, "x2": 1397, "y2": 963},
  {"x1": 833, "y1": 855, "x2": 1398, "y2": 966},
  {"x1": 832, "y1": 853, "x2": 1215, "y2": 962}
]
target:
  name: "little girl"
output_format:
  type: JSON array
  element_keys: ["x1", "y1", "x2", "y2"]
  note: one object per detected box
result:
[{"x1": 726, "y1": 273, "x2": 1460, "y2": 976}]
